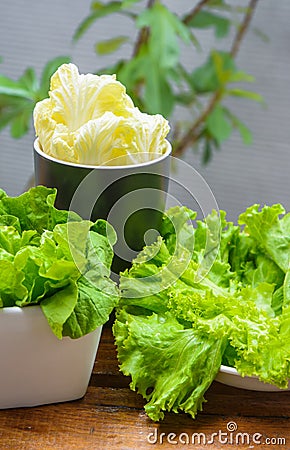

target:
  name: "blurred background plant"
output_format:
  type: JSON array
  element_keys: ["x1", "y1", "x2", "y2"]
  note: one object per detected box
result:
[{"x1": 0, "y1": 0, "x2": 262, "y2": 164}]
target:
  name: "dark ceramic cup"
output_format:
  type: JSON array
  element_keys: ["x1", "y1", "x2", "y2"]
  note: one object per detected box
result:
[{"x1": 34, "y1": 138, "x2": 171, "y2": 274}]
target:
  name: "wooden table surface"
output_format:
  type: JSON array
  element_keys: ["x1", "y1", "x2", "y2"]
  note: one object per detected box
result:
[{"x1": 0, "y1": 325, "x2": 289, "y2": 450}]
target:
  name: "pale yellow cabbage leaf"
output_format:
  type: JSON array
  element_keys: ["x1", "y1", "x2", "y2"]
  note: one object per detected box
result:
[{"x1": 34, "y1": 63, "x2": 170, "y2": 166}]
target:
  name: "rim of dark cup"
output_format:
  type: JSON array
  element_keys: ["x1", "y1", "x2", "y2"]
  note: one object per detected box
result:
[{"x1": 34, "y1": 137, "x2": 172, "y2": 170}]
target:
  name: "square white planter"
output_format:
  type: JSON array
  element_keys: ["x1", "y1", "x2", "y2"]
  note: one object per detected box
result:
[{"x1": 0, "y1": 306, "x2": 102, "y2": 409}]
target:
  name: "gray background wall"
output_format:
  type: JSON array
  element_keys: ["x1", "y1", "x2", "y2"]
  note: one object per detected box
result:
[{"x1": 0, "y1": 1, "x2": 289, "y2": 221}]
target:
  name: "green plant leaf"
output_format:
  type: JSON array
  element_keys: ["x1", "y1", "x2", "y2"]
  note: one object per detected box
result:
[
  {"x1": 224, "y1": 109, "x2": 252, "y2": 145},
  {"x1": 0, "y1": 67, "x2": 39, "y2": 100},
  {"x1": 0, "y1": 58, "x2": 71, "y2": 137},
  {"x1": 41, "y1": 280, "x2": 79, "y2": 339},
  {"x1": 133, "y1": 2, "x2": 191, "y2": 116},
  {"x1": 137, "y1": 3, "x2": 190, "y2": 70},
  {"x1": 117, "y1": 53, "x2": 148, "y2": 93},
  {"x1": 114, "y1": 309, "x2": 227, "y2": 421},
  {"x1": 0, "y1": 95, "x2": 28, "y2": 131},
  {"x1": 90, "y1": 1, "x2": 103, "y2": 10},
  {"x1": 177, "y1": 64, "x2": 196, "y2": 92},
  {"x1": 97, "y1": 59, "x2": 126, "y2": 76},
  {"x1": 121, "y1": 0, "x2": 142, "y2": 7},
  {"x1": 18, "y1": 68, "x2": 39, "y2": 94},
  {"x1": 0, "y1": 108, "x2": 14, "y2": 132},
  {"x1": 10, "y1": 105, "x2": 33, "y2": 138},
  {"x1": 113, "y1": 203, "x2": 290, "y2": 421},
  {"x1": 0, "y1": 68, "x2": 38, "y2": 138},
  {"x1": 227, "y1": 88, "x2": 263, "y2": 102},
  {"x1": 143, "y1": 61, "x2": 174, "y2": 117},
  {"x1": 0, "y1": 75, "x2": 31, "y2": 98},
  {"x1": 252, "y1": 26, "x2": 270, "y2": 43},
  {"x1": 0, "y1": 92, "x2": 34, "y2": 138},
  {"x1": 95, "y1": 36, "x2": 129, "y2": 55},
  {"x1": 212, "y1": 50, "x2": 235, "y2": 85},
  {"x1": 202, "y1": 139, "x2": 213, "y2": 165},
  {"x1": 238, "y1": 204, "x2": 290, "y2": 274},
  {"x1": 167, "y1": 9, "x2": 192, "y2": 45},
  {"x1": 0, "y1": 186, "x2": 118, "y2": 338},
  {"x1": 236, "y1": 120, "x2": 252, "y2": 145},
  {"x1": 137, "y1": 7, "x2": 179, "y2": 69},
  {"x1": 63, "y1": 275, "x2": 118, "y2": 338},
  {"x1": 191, "y1": 51, "x2": 235, "y2": 93},
  {"x1": 206, "y1": 105, "x2": 232, "y2": 145},
  {"x1": 174, "y1": 91, "x2": 196, "y2": 106},
  {"x1": 188, "y1": 30, "x2": 202, "y2": 51},
  {"x1": 73, "y1": 1, "x2": 124, "y2": 42},
  {"x1": 118, "y1": 48, "x2": 176, "y2": 114},
  {"x1": 185, "y1": 10, "x2": 231, "y2": 38},
  {"x1": 229, "y1": 70, "x2": 255, "y2": 83}
]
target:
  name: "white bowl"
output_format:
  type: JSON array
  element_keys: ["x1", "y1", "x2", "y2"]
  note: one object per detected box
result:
[
  {"x1": 0, "y1": 306, "x2": 102, "y2": 409},
  {"x1": 216, "y1": 365, "x2": 290, "y2": 391}
]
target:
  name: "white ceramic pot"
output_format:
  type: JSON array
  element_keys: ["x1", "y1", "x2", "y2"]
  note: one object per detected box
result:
[
  {"x1": 0, "y1": 306, "x2": 102, "y2": 409},
  {"x1": 216, "y1": 365, "x2": 290, "y2": 391}
]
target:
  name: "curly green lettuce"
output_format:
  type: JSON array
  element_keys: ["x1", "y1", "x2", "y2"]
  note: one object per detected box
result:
[{"x1": 113, "y1": 204, "x2": 290, "y2": 421}]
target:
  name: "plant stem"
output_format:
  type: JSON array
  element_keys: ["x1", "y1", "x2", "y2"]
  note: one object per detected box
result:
[
  {"x1": 183, "y1": 0, "x2": 213, "y2": 25},
  {"x1": 132, "y1": 0, "x2": 156, "y2": 57},
  {"x1": 173, "y1": 0, "x2": 259, "y2": 158},
  {"x1": 173, "y1": 91, "x2": 222, "y2": 157},
  {"x1": 230, "y1": 0, "x2": 259, "y2": 57}
]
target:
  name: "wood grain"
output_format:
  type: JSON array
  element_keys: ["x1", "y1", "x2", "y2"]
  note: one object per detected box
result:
[{"x1": 0, "y1": 327, "x2": 289, "y2": 449}]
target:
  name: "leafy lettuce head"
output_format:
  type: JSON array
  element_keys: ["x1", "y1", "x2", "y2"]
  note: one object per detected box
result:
[{"x1": 33, "y1": 63, "x2": 170, "y2": 166}]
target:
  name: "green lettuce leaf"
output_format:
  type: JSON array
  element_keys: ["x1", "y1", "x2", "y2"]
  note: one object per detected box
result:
[
  {"x1": 0, "y1": 186, "x2": 118, "y2": 338},
  {"x1": 63, "y1": 274, "x2": 119, "y2": 338},
  {"x1": 0, "y1": 259, "x2": 27, "y2": 306},
  {"x1": 114, "y1": 309, "x2": 227, "y2": 421},
  {"x1": 114, "y1": 204, "x2": 290, "y2": 421},
  {"x1": 40, "y1": 280, "x2": 79, "y2": 339},
  {"x1": 0, "y1": 186, "x2": 58, "y2": 233},
  {"x1": 239, "y1": 204, "x2": 290, "y2": 273}
]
